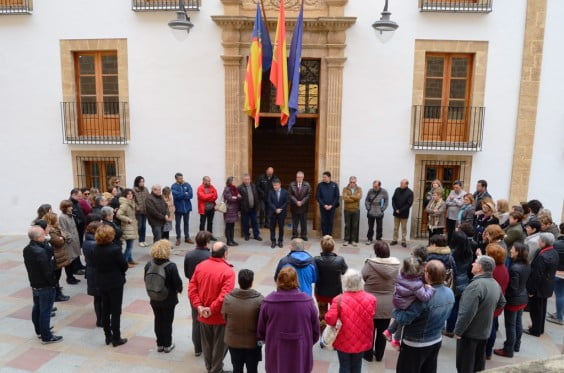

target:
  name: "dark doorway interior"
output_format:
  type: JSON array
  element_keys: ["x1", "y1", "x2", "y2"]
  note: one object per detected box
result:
[{"x1": 251, "y1": 117, "x2": 317, "y2": 220}]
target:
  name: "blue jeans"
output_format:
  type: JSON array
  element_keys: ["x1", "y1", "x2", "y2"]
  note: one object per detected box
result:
[
  {"x1": 446, "y1": 295, "x2": 461, "y2": 332},
  {"x1": 502, "y1": 308, "x2": 523, "y2": 355},
  {"x1": 32, "y1": 287, "x2": 55, "y2": 341},
  {"x1": 337, "y1": 351, "x2": 363, "y2": 373},
  {"x1": 175, "y1": 212, "x2": 190, "y2": 240},
  {"x1": 136, "y1": 213, "x2": 147, "y2": 243},
  {"x1": 554, "y1": 277, "x2": 564, "y2": 320},
  {"x1": 124, "y1": 239, "x2": 134, "y2": 263},
  {"x1": 241, "y1": 208, "x2": 260, "y2": 238},
  {"x1": 485, "y1": 316, "x2": 499, "y2": 357}
]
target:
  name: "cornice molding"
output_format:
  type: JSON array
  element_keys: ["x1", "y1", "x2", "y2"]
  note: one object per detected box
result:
[{"x1": 211, "y1": 15, "x2": 356, "y2": 32}]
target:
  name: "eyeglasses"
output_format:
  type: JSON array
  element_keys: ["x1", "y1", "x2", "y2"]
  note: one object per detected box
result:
[{"x1": 84, "y1": 192, "x2": 90, "y2": 196}]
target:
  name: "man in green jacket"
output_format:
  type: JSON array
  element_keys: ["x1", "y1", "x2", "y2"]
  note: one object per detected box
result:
[{"x1": 454, "y1": 255, "x2": 506, "y2": 373}]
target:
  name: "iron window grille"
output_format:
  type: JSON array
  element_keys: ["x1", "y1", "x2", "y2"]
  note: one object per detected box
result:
[
  {"x1": 131, "y1": 0, "x2": 200, "y2": 12},
  {"x1": 414, "y1": 159, "x2": 468, "y2": 239},
  {"x1": 419, "y1": 0, "x2": 493, "y2": 13},
  {"x1": 0, "y1": 0, "x2": 32, "y2": 15},
  {"x1": 412, "y1": 105, "x2": 485, "y2": 151},
  {"x1": 61, "y1": 102, "x2": 129, "y2": 145},
  {"x1": 75, "y1": 156, "x2": 121, "y2": 190}
]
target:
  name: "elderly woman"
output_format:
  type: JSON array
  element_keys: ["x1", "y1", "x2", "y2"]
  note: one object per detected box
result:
[
  {"x1": 58, "y1": 200, "x2": 82, "y2": 285},
  {"x1": 361, "y1": 241, "x2": 400, "y2": 362},
  {"x1": 494, "y1": 242, "x2": 530, "y2": 358},
  {"x1": 484, "y1": 243, "x2": 509, "y2": 359},
  {"x1": 425, "y1": 188, "x2": 446, "y2": 241},
  {"x1": 223, "y1": 176, "x2": 241, "y2": 247},
  {"x1": 42, "y1": 212, "x2": 71, "y2": 302},
  {"x1": 116, "y1": 188, "x2": 139, "y2": 266},
  {"x1": 257, "y1": 266, "x2": 319, "y2": 373},
  {"x1": 325, "y1": 269, "x2": 376, "y2": 373},
  {"x1": 144, "y1": 239, "x2": 183, "y2": 353},
  {"x1": 83, "y1": 221, "x2": 102, "y2": 327},
  {"x1": 457, "y1": 193, "x2": 475, "y2": 228},
  {"x1": 133, "y1": 176, "x2": 150, "y2": 247},
  {"x1": 314, "y1": 235, "x2": 348, "y2": 332},
  {"x1": 425, "y1": 179, "x2": 442, "y2": 204},
  {"x1": 92, "y1": 224, "x2": 128, "y2": 347}
]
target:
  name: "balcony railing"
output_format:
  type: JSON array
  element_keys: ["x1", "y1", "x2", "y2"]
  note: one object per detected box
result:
[
  {"x1": 132, "y1": 0, "x2": 200, "y2": 12},
  {"x1": 0, "y1": 0, "x2": 32, "y2": 15},
  {"x1": 411, "y1": 105, "x2": 485, "y2": 151},
  {"x1": 419, "y1": 0, "x2": 493, "y2": 13},
  {"x1": 61, "y1": 102, "x2": 129, "y2": 145}
]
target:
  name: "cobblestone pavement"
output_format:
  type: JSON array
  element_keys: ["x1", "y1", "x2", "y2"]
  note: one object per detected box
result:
[{"x1": 0, "y1": 231, "x2": 562, "y2": 372}]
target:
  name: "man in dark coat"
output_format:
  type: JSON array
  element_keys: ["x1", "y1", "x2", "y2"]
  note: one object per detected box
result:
[
  {"x1": 145, "y1": 184, "x2": 170, "y2": 242},
  {"x1": 184, "y1": 231, "x2": 212, "y2": 357},
  {"x1": 268, "y1": 179, "x2": 289, "y2": 249},
  {"x1": 525, "y1": 233, "x2": 559, "y2": 336},
  {"x1": 70, "y1": 188, "x2": 86, "y2": 246},
  {"x1": 472, "y1": 179, "x2": 492, "y2": 214},
  {"x1": 23, "y1": 226, "x2": 63, "y2": 344},
  {"x1": 288, "y1": 171, "x2": 312, "y2": 241},
  {"x1": 316, "y1": 171, "x2": 340, "y2": 236},
  {"x1": 238, "y1": 174, "x2": 262, "y2": 241},
  {"x1": 391, "y1": 179, "x2": 414, "y2": 247},
  {"x1": 547, "y1": 223, "x2": 564, "y2": 325},
  {"x1": 101, "y1": 206, "x2": 123, "y2": 248},
  {"x1": 256, "y1": 166, "x2": 276, "y2": 228}
]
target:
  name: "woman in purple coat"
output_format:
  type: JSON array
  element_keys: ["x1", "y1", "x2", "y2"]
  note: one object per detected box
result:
[
  {"x1": 257, "y1": 266, "x2": 320, "y2": 373},
  {"x1": 223, "y1": 176, "x2": 241, "y2": 247}
]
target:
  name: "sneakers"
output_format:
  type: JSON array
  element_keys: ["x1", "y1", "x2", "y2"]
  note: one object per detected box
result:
[
  {"x1": 390, "y1": 339, "x2": 400, "y2": 350},
  {"x1": 365, "y1": 240, "x2": 373, "y2": 245},
  {"x1": 547, "y1": 315, "x2": 564, "y2": 325},
  {"x1": 352, "y1": 242, "x2": 358, "y2": 247},
  {"x1": 42, "y1": 335, "x2": 63, "y2": 344},
  {"x1": 164, "y1": 343, "x2": 175, "y2": 353},
  {"x1": 139, "y1": 242, "x2": 149, "y2": 247},
  {"x1": 343, "y1": 242, "x2": 349, "y2": 246},
  {"x1": 382, "y1": 329, "x2": 392, "y2": 342}
]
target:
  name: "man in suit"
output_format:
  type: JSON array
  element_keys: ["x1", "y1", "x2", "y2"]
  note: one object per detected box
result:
[
  {"x1": 238, "y1": 174, "x2": 262, "y2": 241},
  {"x1": 288, "y1": 171, "x2": 312, "y2": 241},
  {"x1": 256, "y1": 166, "x2": 277, "y2": 228},
  {"x1": 268, "y1": 178, "x2": 289, "y2": 249}
]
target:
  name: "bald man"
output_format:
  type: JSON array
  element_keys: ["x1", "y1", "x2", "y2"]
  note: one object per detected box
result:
[
  {"x1": 189, "y1": 241, "x2": 235, "y2": 373},
  {"x1": 391, "y1": 179, "x2": 414, "y2": 247}
]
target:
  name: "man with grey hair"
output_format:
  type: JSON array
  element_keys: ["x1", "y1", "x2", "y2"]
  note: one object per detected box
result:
[
  {"x1": 454, "y1": 255, "x2": 506, "y2": 373},
  {"x1": 273, "y1": 238, "x2": 318, "y2": 296},
  {"x1": 342, "y1": 176, "x2": 362, "y2": 247},
  {"x1": 145, "y1": 184, "x2": 170, "y2": 242},
  {"x1": 101, "y1": 206, "x2": 123, "y2": 247},
  {"x1": 391, "y1": 179, "x2": 413, "y2": 248},
  {"x1": 289, "y1": 171, "x2": 312, "y2": 241},
  {"x1": 238, "y1": 174, "x2": 262, "y2": 241},
  {"x1": 525, "y1": 232, "x2": 559, "y2": 337},
  {"x1": 23, "y1": 226, "x2": 63, "y2": 344}
]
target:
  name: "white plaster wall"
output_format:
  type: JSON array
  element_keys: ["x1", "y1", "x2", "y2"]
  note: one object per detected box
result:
[
  {"x1": 0, "y1": 0, "x2": 225, "y2": 234},
  {"x1": 341, "y1": 1, "x2": 528, "y2": 240},
  {"x1": 529, "y1": 0, "x2": 564, "y2": 222}
]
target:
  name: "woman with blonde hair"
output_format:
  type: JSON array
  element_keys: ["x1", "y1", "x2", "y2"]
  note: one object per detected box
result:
[
  {"x1": 42, "y1": 212, "x2": 71, "y2": 302},
  {"x1": 314, "y1": 235, "x2": 348, "y2": 332},
  {"x1": 144, "y1": 239, "x2": 183, "y2": 352},
  {"x1": 496, "y1": 199, "x2": 510, "y2": 226},
  {"x1": 161, "y1": 186, "x2": 175, "y2": 241}
]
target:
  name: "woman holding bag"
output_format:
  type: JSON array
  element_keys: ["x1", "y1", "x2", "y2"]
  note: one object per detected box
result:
[{"x1": 325, "y1": 269, "x2": 376, "y2": 373}]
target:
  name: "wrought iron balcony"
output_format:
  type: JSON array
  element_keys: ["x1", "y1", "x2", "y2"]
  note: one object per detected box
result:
[
  {"x1": 61, "y1": 102, "x2": 129, "y2": 145},
  {"x1": 419, "y1": 0, "x2": 493, "y2": 13},
  {"x1": 132, "y1": 0, "x2": 200, "y2": 12},
  {"x1": 411, "y1": 105, "x2": 485, "y2": 151},
  {"x1": 0, "y1": 0, "x2": 32, "y2": 15}
]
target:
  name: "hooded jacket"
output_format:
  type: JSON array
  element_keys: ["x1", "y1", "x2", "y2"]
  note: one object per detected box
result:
[
  {"x1": 361, "y1": 256, "x2": 400, "y2": 319},
  {"x1": 221, "y1": 288, "x2": 264, "y2": 348},
  {"x1": 116, "y1": 197, "x2": 138, "y2": 241},
  {"x1": 274, "y1": 251, "x2": 318, "y2": 296},
  {"x1": 393, "y1": 274, "x2": 436, "y2": 310}
]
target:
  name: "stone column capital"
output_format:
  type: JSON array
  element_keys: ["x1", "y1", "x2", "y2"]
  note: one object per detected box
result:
[{"x1": 221, "y1": 55, "x2": 243, "y2": 66}]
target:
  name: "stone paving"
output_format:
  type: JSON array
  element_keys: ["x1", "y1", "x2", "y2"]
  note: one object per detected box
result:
[{"x1": 0, "y1": 230, "x2": 562, "y2": 372}]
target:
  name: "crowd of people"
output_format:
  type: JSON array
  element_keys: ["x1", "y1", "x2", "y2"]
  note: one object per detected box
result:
[{"x1": 20, "y1": 171, "x2": 564, "y2": 373}]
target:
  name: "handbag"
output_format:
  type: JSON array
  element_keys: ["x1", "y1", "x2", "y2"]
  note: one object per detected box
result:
[
  {"x1": 215, "y1": 201, "x2": 227, "y2": 213},
  {"x1": 320, "y1": 295, "x2": 342, "y2": 350}
]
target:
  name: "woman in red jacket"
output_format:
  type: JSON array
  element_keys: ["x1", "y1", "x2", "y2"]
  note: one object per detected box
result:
[
  {"x1": 484, "y1": 243, "x2": 509, "y2": 359},
  {"x1": 325, "y1": 269, "x2": 377, "y2": 373}
]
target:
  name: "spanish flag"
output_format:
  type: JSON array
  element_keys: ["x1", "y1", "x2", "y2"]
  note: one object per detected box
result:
[
  {"x1": 270, "y1": 0, "x2": 290, "y2": 125},
  {"x1": 244, "y1": 5, "x2": 268, "y2": 128}
]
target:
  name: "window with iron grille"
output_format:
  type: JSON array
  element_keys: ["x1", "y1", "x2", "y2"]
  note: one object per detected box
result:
[
  {"x1": 74, "y1": 155, "x2": 122, "y2": 191},
  {"x1": 0, "y1": 0, "x2": 32, "y2": 14},
  {"x1": 414, "y1": 159, "x2": 468, "y2": 238},
  {"x1": 419, "y1": 0, "x2": 493, "y2": 13},
  {"x1": 261, "y1": 59, "x2": 320, "y2": 116},
  {"x1": 131, "y1": 0, "x2": 200, "y2": 11}
]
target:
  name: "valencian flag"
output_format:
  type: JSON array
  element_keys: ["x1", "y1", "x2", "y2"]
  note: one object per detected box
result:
[
  {"x1": 244, "y1": 4, "x2": 272, "y2": 128},
  {"x1": 287, "y1": 2, "x2": 304, "y2": 131},
  {"x1": 270, "y1": 0, "x2": 290, "y2": 125}
]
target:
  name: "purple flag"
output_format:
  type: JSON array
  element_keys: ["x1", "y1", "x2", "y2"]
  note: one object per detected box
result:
[{"x1": 287, "y1": 2, "x2": 304, "y2": 131}]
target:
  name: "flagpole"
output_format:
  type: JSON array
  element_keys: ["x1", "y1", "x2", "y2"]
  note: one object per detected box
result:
[{"x1": 259, "y1": 0, "x2": 269, "y2": 33}]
